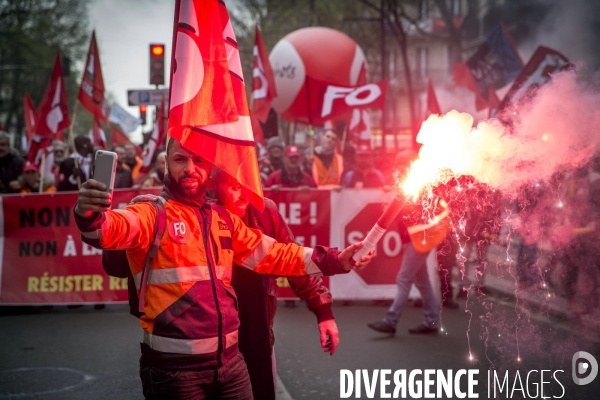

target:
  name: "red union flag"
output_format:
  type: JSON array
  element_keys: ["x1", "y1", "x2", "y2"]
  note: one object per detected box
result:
[
  {"x1": 36, "y1": 53, "x2": 70, "y2": 140},
  {"x1": 307, "y1": 77, "x2": 387, "y2": 124},
  {"x1": 252, "y1": 25, "x2": 277, "y2": 123},
  {"x1": 78, "y1": 31, "x2": 108, "y2": 122},
  {"x1": 23, "y1": 93, "x2": 38, "y2": 143},
  {"x1": 88, "y1": 118, "x2": 107, "y2": 149},
  {"x1": 168, "y1": 0, "x2": 264, "y2": 210},
  {"x1": 141, "y1": 97, "x2": 166, "y2": 174}
]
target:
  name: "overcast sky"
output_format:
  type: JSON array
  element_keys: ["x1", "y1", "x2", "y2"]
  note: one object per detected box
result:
[{"x1": 89, "y1": 0, "x2": 174, "y2": 142}]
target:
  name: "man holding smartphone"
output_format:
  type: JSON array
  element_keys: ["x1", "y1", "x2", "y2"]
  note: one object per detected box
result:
[{"x1": 73, "y1": 138, "x2": 373, "y2": 400}]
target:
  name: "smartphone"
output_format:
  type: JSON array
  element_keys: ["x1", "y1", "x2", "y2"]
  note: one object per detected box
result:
[{"x1": 93, "y1": 150, "x2": 117, "y2": 203}]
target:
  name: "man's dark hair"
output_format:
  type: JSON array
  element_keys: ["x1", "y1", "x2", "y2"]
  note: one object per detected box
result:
[
  {"x1": 166, "y1": 137, "x2": 176, "y2": 156},
  {"x1": 74, "y1": 136, "x2": 92, "y2": 153}
]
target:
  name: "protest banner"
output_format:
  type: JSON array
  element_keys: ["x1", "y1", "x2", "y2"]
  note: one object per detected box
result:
[{"x1": 0, "y1": 189, "x2": 431, "y2": 304}]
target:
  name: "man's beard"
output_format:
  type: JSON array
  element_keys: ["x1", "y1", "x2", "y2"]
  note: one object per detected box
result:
[{"x1": 166, "y1": 172, "x2": 208, "y2": 205}]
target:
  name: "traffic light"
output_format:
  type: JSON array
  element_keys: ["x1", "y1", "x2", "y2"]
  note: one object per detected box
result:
[
  {"x1": 149, "y1": 44, "x2": 165, "y2": 85},
  {"x1": 140, "y1": 105, "x2": 147, "y2": 125}
]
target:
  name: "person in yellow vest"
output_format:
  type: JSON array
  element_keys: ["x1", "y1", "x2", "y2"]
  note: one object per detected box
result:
[{"x1": 310, "y1": 129, "x2": 343, "y2": 188}]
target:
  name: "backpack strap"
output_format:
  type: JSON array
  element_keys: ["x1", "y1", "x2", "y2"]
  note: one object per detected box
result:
[{"x1": 131, "y1": 194, "x2": 167, "y2": 314}]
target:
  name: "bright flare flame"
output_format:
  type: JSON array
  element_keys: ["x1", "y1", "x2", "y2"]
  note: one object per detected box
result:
[
  {"x1": 401, "y1": 111, "x2": 487, "y2": 197},
  {"x1": 396, "y1": 70, "x2": 600, "y2": 198}
]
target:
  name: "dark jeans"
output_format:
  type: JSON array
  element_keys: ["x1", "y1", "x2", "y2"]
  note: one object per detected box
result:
[{"x1": 140, "y1": 352, "x2": 253, "y2": 400}]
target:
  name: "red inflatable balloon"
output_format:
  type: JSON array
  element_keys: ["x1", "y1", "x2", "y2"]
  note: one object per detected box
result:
[{"x1": 269, "y1": 27, "x2": 367, "y2": 124}]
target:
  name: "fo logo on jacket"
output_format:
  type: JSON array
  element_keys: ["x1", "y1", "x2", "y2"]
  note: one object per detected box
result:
[{"x1": 169, "y1": 220, "x2": 190, "y2": 243}]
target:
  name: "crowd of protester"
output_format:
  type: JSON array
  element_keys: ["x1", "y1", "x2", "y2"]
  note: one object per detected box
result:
[{"x1": 2, "y1": 125, "x2": 599, "y2": 327}]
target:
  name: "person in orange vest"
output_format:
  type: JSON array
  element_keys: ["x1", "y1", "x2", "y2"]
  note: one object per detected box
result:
[
  {"x1": 123, "y1": 142, "x2": 143, "y2": 179},
  {"x1": 17, "y1": 161, "x2": 56, "y2": 193},
  {"x1": 310, "y1": 129, "x2": 344, "y2": 188},
  {"x1": 210, "y1": 168, "x2": 336, "y2": 400},
  {"x1": 73, "y1": 138, "x2": 373, "y2": 400}
]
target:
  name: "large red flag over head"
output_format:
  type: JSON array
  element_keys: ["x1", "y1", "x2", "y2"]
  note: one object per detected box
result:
[
  {"x1": 79, "y1": 31, "x2": 108, "y2": 122},
  {"x1": 36, "y1": 53, "x2": 71, "y2": 140},
  {"x1": 252, "y1": 25, "x2": 277, "y2": 123},
  {"x1": 426, "y1": 79, "x2": 442, "y2": 116},
  {"x1": 168, "y1": 0, "x2": 264, "y2": 210},
  {"x1": 23, "y1": 93, "x2": 38, "y2": 143},
  {"x1": 169, "y1": 0, "x2": 237, "y2": 128}
]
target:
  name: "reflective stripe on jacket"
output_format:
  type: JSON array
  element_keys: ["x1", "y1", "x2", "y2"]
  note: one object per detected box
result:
[{"x1": 76, "y1": 197, "x2": 343, "y2": 368}]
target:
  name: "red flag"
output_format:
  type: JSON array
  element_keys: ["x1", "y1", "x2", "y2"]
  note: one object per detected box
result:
[
  {"x1": 36, "y1": 53, "x2": 71, "y2": 140},
  {"x1": 23, "y1": 93, "x2": 38, "y2": 143},
  {"x1": 453, "y1": 63, "x2": 488, "y2": 111},
  {"x1": 252, "y1": 25, "x2": 277, "y2": 123},
  {"x1": 426, "y1": 79, "x2": 442, "y2": 116},
  {"x1": 140, "y1": 97, "x2": 167, "y2": 174},
  {"x1": 249, "y1": 110, "x2": 264, "y2": 145},
  {"x1": 306, "y1": 77, "x2": 387, "y2": 124},
  {"x1": 79, "y1": 31, "x2": 108, "y2": 122},
  {"x1": 168, "y1": 0, "x2": 264, "y2": 210},
  {"x1": 88, "y1": 118, "x2": 107, "y2": 149},
  {"x1": 111, "y1": 127, "x2": 143, "y2": 156}
]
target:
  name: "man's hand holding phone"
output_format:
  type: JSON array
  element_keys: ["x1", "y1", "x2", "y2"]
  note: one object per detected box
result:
[{"x1": 74, "y1": 179, "x2": 112, "y2": 217}]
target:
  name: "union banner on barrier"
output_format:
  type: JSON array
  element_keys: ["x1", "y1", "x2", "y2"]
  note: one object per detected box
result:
[{"x1": 0, "y1": 188, "x2": 438, "y2": 305}]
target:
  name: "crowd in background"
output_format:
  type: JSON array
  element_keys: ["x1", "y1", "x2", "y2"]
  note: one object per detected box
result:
[
  {"x1": 0, "y1": 130, "x2": 167, "y2": 195},
  {"x1": 1, "y1": 126, "x2": 599, "y2": 325}
]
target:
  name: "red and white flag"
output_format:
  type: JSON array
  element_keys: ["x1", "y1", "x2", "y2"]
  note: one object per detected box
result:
[
  {"x1": 36, "y1": 53, "x2": 70, "y2": 141},
  {"x1": 22, "y1": 93, "x2": 38, "y2": 152},
  {"x1": 88, "y1": 118, "x2": 107, "y2": 149},
  {"x1": 79, "y1": 31, "x2": 108, "y2": 122},
  {"x1": 111, "y1": 126, "x2": 143, "y2": 156},
  {"x1": 252, "y1": 25, "x2": 277, "y2": 123},
  {"x1": 426, "y1": 79, "x2": 442, "y2": 116},
  {"x1": 168, "y1": 0, "x2": 264, "y2": 210},
  {"x1": 141, "y1": 97, "x2": 167, "y2": 174}
]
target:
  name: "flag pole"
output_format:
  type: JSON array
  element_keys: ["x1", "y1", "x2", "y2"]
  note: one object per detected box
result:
[
  {"x1": 38, "y1": 152, "x2": 46, "y2": 193},
  {"x1": 341, "y1": 123, "x2": 348, "y2": 155},
  {"x1": 68, "y1": 100, "x2": 82, "y2": 188}
]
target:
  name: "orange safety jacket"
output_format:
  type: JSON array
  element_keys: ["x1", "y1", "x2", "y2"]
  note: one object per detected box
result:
[
  {"x1": 312, "y1": 153, "x2": 343, "y2": 188},
  {"x1": 75, "y1": 188, "x2": 344, "y2": 369}
]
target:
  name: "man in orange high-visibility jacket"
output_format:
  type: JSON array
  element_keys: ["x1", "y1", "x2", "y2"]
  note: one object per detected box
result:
[{"x1": 73, "y1": 139, "x2": 373, "y2": 400}]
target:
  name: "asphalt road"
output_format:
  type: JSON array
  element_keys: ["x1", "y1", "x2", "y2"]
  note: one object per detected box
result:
[{"x1": 0, "y1": 296, "x2": 599, "y2": 400}]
